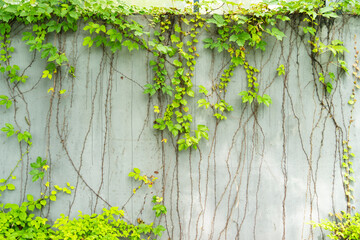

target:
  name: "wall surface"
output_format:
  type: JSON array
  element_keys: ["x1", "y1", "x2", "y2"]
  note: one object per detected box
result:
[{"x1": 1, "y1": 16, "x2": 360, "y2": 240}]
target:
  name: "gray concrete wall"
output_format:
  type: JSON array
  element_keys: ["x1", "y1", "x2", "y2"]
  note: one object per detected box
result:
[{"x1": 0, "y1": 16, "x2": 359, "y2": 239}]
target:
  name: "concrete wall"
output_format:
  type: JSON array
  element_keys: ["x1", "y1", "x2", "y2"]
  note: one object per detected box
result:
[{"x1": 0, "y1": 16, "x2": 359, "y2": 239}]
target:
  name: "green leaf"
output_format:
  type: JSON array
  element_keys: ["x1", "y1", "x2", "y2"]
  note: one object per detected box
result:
[
  {"x1": 229, "y1": 32, "x2": 251, "y2": 47},
  {"x1": 319, "y1": 6, "x2": 334, "y2": 14},
  {"x1": 174, "y1": 24, "x2": 182, "y2": 33},
  {"x1": 28, "y1": 204, "x2": 35, "y2": 211},
  {"x1": 267, "y1": 27, "x2": 286, "y2": 41},
  {"x1": 83, "y1": 36, "x2": 93, "y2": 47},
  {"x1": 171, "y1": 129, "x2": 178, "y2": 136},
  {"x1": 32, "y1": 175, "x2": 39, "y2": 182},
  {"x1": 177, "y1": 68, "x2": 184, "y2": 76},
  {"x1": 323, "y1": 12, "x2": 338, "y2": 18},
  {"x1": 203, "y1": 38, "x2": 214, "y2": 49},
  {"x1": 173, "y1": 59, "x2": 182, "y2": 67},
  {"x1": 187, "y1": 90, "x2": 194, "y2": 97},
  {"x1": 122, "y1": 40, "x2": 138, "y2": 52},
  {"x1": 231, "y1": 57, "x2": 244, "y2": 66},
  {"x1": 276, "y1": 15, "x2": 290, "y2": 21},
  {"x1": 19, "y1": 212, "x2": 27, "y2": 221},
  {"x1": 6, "y1": 100, "x2": 12, "y2": 109},
  {"x1": 171, "y1": 34, "x2": 180, "y2": 43},
  {"x1": 326, "y1": 82, "x2": 333, "y2": 94},
  {"x1": 261, "y1": 94, "x2": 272, "y2": 107},
  {"x1": 256, "y1": 40, "x2": 267, "y2": 51},
  {"x1": 302, "y1": 27, "x2": 316, "y2": 36},
  {"x1": 206, "y1": 14, "x2": 226, "y2": 27},
  {"x1": 153, "y1": 225, "x2": 166, "y2": 237},
  {"x1": 7, "y1": 183, "x2": 15, "y2": 190},
  {"x1": 27, "y1": 194, "x2": 34, "y2": 202}
]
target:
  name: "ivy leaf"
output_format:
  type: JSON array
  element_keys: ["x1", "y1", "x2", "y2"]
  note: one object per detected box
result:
[
  {"x1": 261, "y1": 94, "x2": 272, "y2": 107},
  {"x1": 323, "y1": 12, "x2": 338, "y2": 18},
  {"x1": 229, "y1": 32, "x2": 251, "y2": 47},
  {"x1": 171, "y1": 34, "x2": 180, "y2": 43},
  {"x1": 156, "y1": 44, "x2": 169, "y2": 54},
  {"x1": 173, "y1": 60, "x2": 182, "y2": 67},
  {"x1": 302, "y1": 26, "x2": 316, "y2": 36},
  {"x1": 27, "y1": 194, "x2": 34, "y2": 202},
  {"x1": 5, "y1": 100, "x2": 11, "y2": 109},
  {"x1": 182, "y1": 18, "x2": 190, "y2": 25},
  {"x1": 187, "y1": 90, "x2": 194, "y2": 97},
  {"x1": 177, "y1": 68, "x2": 184, "y2": 76},
  {"x1": 7, "y1": 184, "x2": 15, "y2": 190},
  {"x1": 276, "y1": 15, "x2": 290, "y2": 21},
  {"x1": 267, "y1": 27, "x2": 286, "y2": 41},
  {"x1": 174, "y1": 24, "x2": 182, "y2": 33},
  {"x1": 206, "y1": 14, "x2": 226, "y2": 27},
  {"x1": 203, "y1": 38, "x2": 214, "y2": 49},
  {"x1": 319, "y1": 6, "x2": 334, "y2": 14},
  {"x1": 326, "y1": 82, "x2": 333, "y2": 94},
  {"x1": 231, "y1": 57, "x2": 244, "y2": 66},
  {"x1": 83, "y1": 36, "x2": 93, "y2": 47},
  {"x1": 122, "y1": 40, "x2": 138, "y2": 52},
  {"x1": 153, "y1": 225, "x2": 166, "y2": 237},
  {"x1": 256, "y1": 40, "x2": 267, "y2": 51},
  {"x1": 68, "y1": 10, "x2": 79, "y2": 20},
  {"x1": 318, "y1": 6, "x2": 338, "y2": 18}
]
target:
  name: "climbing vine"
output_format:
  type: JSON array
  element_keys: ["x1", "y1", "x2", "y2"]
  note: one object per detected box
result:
[{"x1": 0, "y1": 0, "x2": 360, "y2": 238}]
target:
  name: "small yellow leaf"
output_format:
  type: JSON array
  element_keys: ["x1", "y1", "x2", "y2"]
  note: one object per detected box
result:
[
  {"x1": 161, "y1": 138, "x2": 167, "y2": 143},
  {"x1": 133, "y1": 188, "x2": 136, "y2": 194},
  {"x1": 42, "y1": 70, "x2": 49, "y2": 78},
  {"x1": 47, "y1": 88, "x2": 54, "y2": 93},
  {"x1": 154, "y1": 106, "x2": 160, "y2": 113},
  {"x1": 45, "y1": 182, "x2": 49, "y2": 187},
  {"x1": 335, "y1": 212, "x2": 343, "y2": 221},
  {"x1": 42, "y1": 165, "x2": 49, "y2": 171}
]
